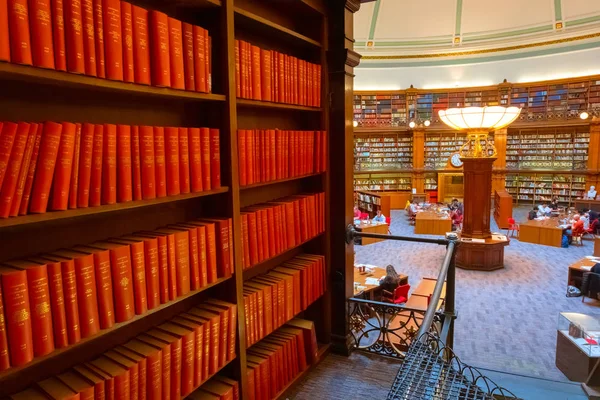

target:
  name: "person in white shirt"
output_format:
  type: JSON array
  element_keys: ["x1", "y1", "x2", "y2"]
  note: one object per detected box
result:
[
  {"x1": 582, "y1": 212, "x2": 590, "y2": 230},
  {"x1": 588, "y1": 186, "x2": 597, "y2": 200},
  {"x1": 409, "y1": 200, "x2": 420, "y2": 215},
  {"x1": 372, "y1": 209, "x2": 386, "y2": 223}
]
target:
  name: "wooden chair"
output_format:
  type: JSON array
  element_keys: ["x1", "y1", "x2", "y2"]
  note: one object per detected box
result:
[
  {"x1": 572, "y1": 230, "x2": 584, "y2": 246},
  {"x1": 385, "y1": 216, "x2": 392, "y2": 234},
  {"x1": 382, "y1": 284, "x2": 410, "y2": 305},
  {"x1": 506, "y1": 218, "x2": 519, "y2": 238}
]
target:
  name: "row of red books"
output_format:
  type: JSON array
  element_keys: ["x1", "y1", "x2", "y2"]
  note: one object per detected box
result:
[
  {"x1": 246, "y1": 318, "x2": 318, "y2": 400},
  {"x1": 237, "y1": 130, "x2": 326, "y2": 187},
  {"x1": 240, "y1": 192, "x2": 325, "y2": 270},
  {"x1": 0, "y1": 121, "x2": 221, "y2": 218},
  {"x1": 235, "y1": 40, "x2": 321, "y2": 107},
  {"x1": 9, "y1": 300, "x2": 237, "y2": 400},
  {"x1": 243, "y1": 254, "x2": 325, "y2": 347},
  {"x1": 0, "y1": 217, "x2": 232, "y2": 370},
  {"x1": 1, "y1": 0, "x2": 213, "y2": 91}
]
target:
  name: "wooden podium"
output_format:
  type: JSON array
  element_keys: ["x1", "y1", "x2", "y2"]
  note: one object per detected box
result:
[{"x1": 456, "y1": 157, "x2": 509, "y2": 271}]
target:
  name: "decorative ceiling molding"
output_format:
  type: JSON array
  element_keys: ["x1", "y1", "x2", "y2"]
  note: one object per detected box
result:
[
  {"x1": 345, "y1": 0, "x2": 361, "y2": 13},
  {"x1": 345, "y1": 49, "x2": 362, "y2": 67}
]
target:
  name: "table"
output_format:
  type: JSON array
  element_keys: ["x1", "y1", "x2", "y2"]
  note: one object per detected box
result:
[
  {"x1": 519, "y1": 218, "x2": 568, "y2": 247},
  {"x1": 595, "y1": 237, "x2": 600, "y2": 257},
  {"x1": 568, "y1": 257, "x2": 600, "y2": 289},
  {"x1": 404, "y1": 294, "x2": 444, "y2": 312},
  {"x1": 574, "y1": 199, "x2": 600, "y2": 212},
  {"x1": 353, "y1": 266, "x2": 408, "y2": 297},
  {"x1": 414, "y1": 211, "x2": 452, "y2": 235},
  {"x1": 355, "y1": 222, "x2": 388, "y2": 245},
  {"x1": 412, "y1": 277, "x2": 446, "y2": 299}
]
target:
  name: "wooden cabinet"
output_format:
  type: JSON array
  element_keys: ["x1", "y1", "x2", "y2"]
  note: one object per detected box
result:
[{"x1": 494, "y1": 190, "x2": 513, "y2": 229}]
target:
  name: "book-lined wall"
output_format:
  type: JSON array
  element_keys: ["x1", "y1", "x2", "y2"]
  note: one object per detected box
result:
[
  {"x1": 354, "y1": 133, "x2": 412, "y2": 171},
  {"x1": 0, "y1": 0, "x2": 332, "y2": 398}
]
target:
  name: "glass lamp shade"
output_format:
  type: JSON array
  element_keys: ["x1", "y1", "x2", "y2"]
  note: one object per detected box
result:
[{"x1": 438, "y1": 106, "x2": 521, "y2": 130}]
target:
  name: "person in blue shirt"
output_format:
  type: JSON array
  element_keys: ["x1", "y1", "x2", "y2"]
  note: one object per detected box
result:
[{"x1": 372, "y1": 209, "x2": 386, "y2": 223}]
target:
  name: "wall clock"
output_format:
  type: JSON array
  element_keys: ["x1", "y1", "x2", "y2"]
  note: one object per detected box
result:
[{"x1": 450, "y1": 153, "x2": 463, "y2": 168}]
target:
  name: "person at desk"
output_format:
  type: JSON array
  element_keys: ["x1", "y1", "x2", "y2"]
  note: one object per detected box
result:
[
  {"x1": 550, "y1": 198, "x2": 559, "y2": 211},
  {"x1": 379, "y1": 265, "x2": 401, "y2": 292},
  {"x1": 566, "y1": 214, "x2": 584, "y2": 241},
  {"x1": 354, "y1": 205, "x2": 361, "y2": 219},
  {"x1": 528, "y1": 207, "x2": 538, "y2": 220},
  {"x1": 587, "y1": 186, "x2": 597, "y2": 200},
  {"x1": 409, "y1": 200, "x2": 420, "y2": 215},
  {"x1": 537, "y1": 203, "x2": 551, "y2": 217},
  {"x1": 372, "y1": 209, "x2": 386, "y2": 223}
]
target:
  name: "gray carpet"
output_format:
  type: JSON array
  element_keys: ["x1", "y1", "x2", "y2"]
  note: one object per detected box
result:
[{"x1": 354, "y1": 205, "x2": 600, "y2": 381}]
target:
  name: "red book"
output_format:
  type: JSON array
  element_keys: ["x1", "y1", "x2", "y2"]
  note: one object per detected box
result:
[
  {"x1": 187, "y1": 221, "x2": 216, "y2": 283},
  {"x1": 92, "y1": 0, "x2": 104, "y2": 77},
  {"x1": 102, "y1": 123, "x2": 117, "y2": 205},
  {"x1": 261, "y1": 49, "x2": 272, "y2": 102},
  {"x1": 164, "y1": 127, "x2": 180, "y2": 196},
  {"x1": 193, "y1": 25, "x2": 206, "y2": 92},
  {"x1": 150, "y1": 10, "x2": 170, "y2": 87},
  {"x1": 29, "y1": 0, "x2": 55, "y2": 68},
  {"x1": 188, "y1": 127, "x2": 202, "y2": 192},
  {"x1": 153, "y1": 126, "x2": 167, "y2": 197},
  {"x1": 177, "y1": 128, "x2": 190, "y2": 194},
  {"x1": 49, "y1": 122, "x2": 76, "y2": 211},
  {"x1": 172, "y1": 224, "x2": 200, "y2": 289},
  {"x1": 81, "y1": 0, "x2": 96, "y2": 75},
  {"x1": 199, "y1": 127, "x2": 211, "y2": 190},
  {"x1": 51, "y1": 250, "x2": 100, "y2": 339},
  {"x1": 251, "y1": 45, "x2": 261, "y2": 100},
  {"x1": 120, "y1": 1, "x2": 134, "y2": 82},
  {"x1": 104, "y1": 350, "x2": 139, "y2": 400},
  {"x1": 157, "y1": 323, "x2": 195, "y2": 397},
  {"x1": 131, "y1": 4, "x2": 150, "y2": 85},
  {"x1": 206, "y1": 29, "x2": 211, "y2": 92},
  {"x1": 245, "y1": 129, "x2": 254, "y2": 185},
  {"x1": 116, "y1": 125, "x2": 132, "y2": 202},
  {"x1": 0, "y1": 266, "x2": 33, "y2": 366},
  {"x1": 8, "y1": 0, "x2": 32, "y2": 64},
  {"x1": 57, "y1": 371, "x2": 96, "y2": 399},
  {"x1": 29, "y1": 122, "x2": 61, "y2": 213},
  {"x1": 209, "y1": 128, "x2": 220, "y2": 189},
  {"x1": 90, "y1": 357, "x2": 131, "y2": 400},
  {"x1": 139, "y1": 126, "x2": 156, "y2": 199},
  {"x1": 140, "y1": 330, "x2": 178, "y2": 400},
  {"x1": 90, "y1": 241, "x2": 135, "y2": 322},
  {"x1": 155, "y1": 228, "x2": 189, "y2": 296},
  {"x1": 168, "y1": 17, "x2": 184, "y2": 90},
  {"x1": 68, "y1": 124, "x2": 82, "y2": 209},
  {"x1": 0, "y1": 123, "x2": 17, "y2": 191},
  {"x1": 131, "y1": 126, "x2": 142, "y2": 201},
  {"x1": 114, "y1": 347, "x2": 146, "y2": 400},
  {"x1": 89, "y1": 124, "x2": 103, "y2": 207},
  {"x1": 121, "y1": 235, "x2": 159, "y2": 309},
  {"x1": 0, "y1": 280, "x2": 9, "y2": 371},
  {"x1": 38, "y1": 377, "x2": 80, "y2": 399},
  {"x1": 10, "y1": 123, "x2": 38, "y2": 217},
  {"x1": 198, "y1": 218, "x2": 230, "y2": 278},
  {"x1": 183, "y1": 23, "x2": 195, "y2": 91},
  {"x1": 0, "y1": 122, "x2": 30, "y2": 218},
  {"x1": 241, "y1": 213, "x2": 250, "y2": 269},
  {"x1": 0, "y1": 0, "x2": 9, "y2": 61},
  {"x1": 71, "y1": 245, "x2": 115, "y2": 329},
  {"x1": 73, "y1": 364, "x2": 107, "y2": 400},
  {"x1": 64, "y1": 0, "x2": 84, "y2": 73},
  {"x1": 234, "y1": 39, "x2": 240, "y2": 97},
  {"x1": 238, "y1": 130, "x2": 246, "y2": 186},
  {"x1": 122, "y1": 340, "x2": 162, "y2": 400},
  {"x1": 135, "y1": 231, "x2": 171, "y2": 303},
  {"x1": 102, "y1": 0, "x2": 123, "y2": 80},
  {"x1": 107, "y1": 238, "x2": 147, "y2": 315}
]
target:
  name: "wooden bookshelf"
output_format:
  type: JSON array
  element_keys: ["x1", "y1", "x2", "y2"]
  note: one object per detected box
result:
[
  {"x1": 353, "y1": 171, "x2": 412, "y2": 192},
  {"x1": 504, "y1": 172, "x2": 587, "y2": 206},
  {"x1": 0, "y1": 0, "x2": 341, "y2": 398},
  {"x1": 354, "y1": 132, "x2": 413, "y2": 171},
  {"x1": 493, "y1": 190, "x2": 513, "y2": 229}
]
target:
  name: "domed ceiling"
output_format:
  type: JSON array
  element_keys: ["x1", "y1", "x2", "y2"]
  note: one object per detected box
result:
[{"x1": 355, "y1": 0, "x2": 600, "y2": 66}]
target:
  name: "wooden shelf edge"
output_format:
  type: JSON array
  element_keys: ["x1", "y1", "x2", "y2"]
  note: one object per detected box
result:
[
  {"x1": 185, "y1": 356, "x2": 236, "y2": 399},
  {"x1": 0, "y1": 62, "x2": 227, "y2": 102},
  {"x1": 240, "y1": 173, "x2": 323, "y2": 190},
  {"x1": 234, "y1": 7, "x2": 322, "y2": 48},
  {"x1": 274, "y1": 343, "x2": 331, "y2": 400},
  {"x1": 236, "y1": 98, "x2": 322, "y2": 112},
  {"x1": 242, "y1": 233, "x2": 324, "y2": 281},
  {"x1": 0, "y1": 275, "x2": 233, "y2": 394},
  {"x1": 0, "y1": 187, "x2": 230, "y2": 230}
]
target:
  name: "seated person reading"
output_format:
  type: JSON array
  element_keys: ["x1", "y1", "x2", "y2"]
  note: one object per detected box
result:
[
  {"x1": 550, "y1": 198, "x2": 559, "y2": 210},
  {"x1": 409, "y1": 200, "x2": 420, "y2": 215},
  {"x1": 567, "y1": 214, "x2": 584, "y2": 237},
  {"x1": 354, "y1": 205, "x2": 361, "y2": 219},
  {"x1": 372, "y1": 209, "x2": 386, "y2": 223},
  {"x1": 588, "y1": 186, "x2": 597, "y2": 200},
  {"x1": 379, "y1": 265, "x2": 401, "y2": 292},
  {"x1": 528, "y1": 207, "x2": 538, "y2": 220}
]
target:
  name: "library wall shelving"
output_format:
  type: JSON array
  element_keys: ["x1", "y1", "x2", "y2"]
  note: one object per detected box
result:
[
  {"x1": 354, "y1": 133, "x2": 413, "y2": 171},
  {"x1": 0, "y1": 0, "x2": 352, "y2": 398}
]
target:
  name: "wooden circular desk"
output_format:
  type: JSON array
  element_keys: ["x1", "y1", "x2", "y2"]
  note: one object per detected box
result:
[{"x1": 519, "y1": 218, "x2": 568, "y2": 248}]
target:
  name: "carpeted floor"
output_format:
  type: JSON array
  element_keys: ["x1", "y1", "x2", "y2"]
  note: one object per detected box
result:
[{"x1": 353, "y1": 205, "x2": 600, "y2": 382}]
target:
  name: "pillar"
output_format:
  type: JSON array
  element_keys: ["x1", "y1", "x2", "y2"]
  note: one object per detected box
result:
[
  {"x1": 461, "y1": 157, "x2": 496, "y2": 239},
  {"x1": 492, "y1": 128, "x2": 507, "y2": 196},
  {"x1": 587, "y1": 121, "x2": 600, "y2": 192},
  {"x1": 412, "y1": 129, "x2": 425, "y2": 193}
]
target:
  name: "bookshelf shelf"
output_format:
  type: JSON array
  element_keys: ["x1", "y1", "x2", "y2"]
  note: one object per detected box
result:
[
  {"x1": 0, "y1": 275, "x2": 232, "y2": 395},
  {"x1": 236, "y1": 98, "x2": 322, "y2": 111},
  {"x1": 274, "y1": 343, "x2": 331, "y2": 399},
  {"x1": 187, "y1": 356, "x2": 237, "y2": 398},
  {"x1": 240, "y1": 173, "x2": 324, "y2": 190}
]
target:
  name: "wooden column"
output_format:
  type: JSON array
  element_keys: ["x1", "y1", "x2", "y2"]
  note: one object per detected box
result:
[
  {"x1": 492, "y1": 128, "x2": 507, "y2": 196},
  {"x1": 587, "y1": 121, "x2": 600, "y2": 192},
  {"x1": 328, "y1": 0, "x2": 360, "y2": 356},
  {"x1": 461, "y1": 157, "x2": 495, "y2": 239},
  {"x1": 412, "y1": 129, "x2": 425, "y2": 193}
]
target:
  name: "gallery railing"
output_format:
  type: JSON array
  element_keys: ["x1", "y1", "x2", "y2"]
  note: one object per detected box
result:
[{"x1": 345, "y1": 226, "x2": 458, "y2": 358}]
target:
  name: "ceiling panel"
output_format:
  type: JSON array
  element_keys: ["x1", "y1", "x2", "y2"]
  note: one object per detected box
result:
[
  {"x1": 461, "y1": 0, "x2": 552, "y2": 35},
  {"x1": 563, "y1": 0, "x2": 600, "y2": 20},
  {"x1": 354, "y1": 1, "x2": 376, "y2": 41}
]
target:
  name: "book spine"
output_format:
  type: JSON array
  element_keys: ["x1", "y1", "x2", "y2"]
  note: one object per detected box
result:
[
  {"x1": 178, "y1": 127, "x2": 190, "y2": 194},
  {"x1": 74, "y1": 254, "x2": 100, "y2": 338},
  {"x1": 102, "y1": 123, "x2": 117, "y2": 205},
  {"x1": 131, "y1": 4, "x2": 150, "y2": 85},
  {"x1": 24, "y1": 265, "x2": 54, "y2": 356},
  {"x1": 193, "y1": 25, "x2": 205, "y2": 92},
  {"x1": 188, "y1": 128, "x2": 202, "y2": 193},
  {"x1": 166, "y1": 233, "x2": 177, "y2": 300},
  {"x1": 0, "y1": 0, "x2": 10, "y2": 61},
  {"x1": 10, "y1": 123, "x2": 37, "y2": 216},
  {"x1": 153, "y1": 126, "x2": 167, "y2": 198},
  {"x1": 170, "y1": 338, "x2": 182, "y2": 399},
  {"x1": 92, "y1": 249, "x2": 115, "y2": 329},
  {"x1": 1, "y1": 270, "x2": 34, "y2": 366},
  {"x1": 0, "y1": 122, "x2": 17, "y2": 191},
  {"x1": 234, "y1": 40, "x2": 240, "y2": 97},
  {"x1": 68, "y1": 123, "x2": 82, "y2": 209},
  {"x1": 246, "y1": 129, "x2": 253, "y2": 185},
  {"x1": 92, "y1": 0, "x2": 104, "y2": 77},
  {"x1": 251, "y1": 45, "x2": 261, "y2": 100},
  {"x1": 89, "y1": 124, "x2": 103, "y2": 207},
  {"x1": 109, "y1": 246, "x2": 135, "y2": 322},
  {"x1": 150, "y1": 10, "x2": 170, "y2": 87},
  {"x1": 48, "y1": 122, "x2": 76, "y2": 211},
  {"x1": 18, "y1": 123, "x2": 42, "y2": 215},
  {"x1": 204, "y1": 224, "x2": 217, "y2": 283},
  {"x1": 261, "y1": 49, "x2": 272, "y2": 102},
  {"x1": 199, "y1": 127, "x2": 211, "y2": 190},
  {"x1": 168, "y1": 17, "x2": 185, "y2": 90},
  {"x1": 238, "y1": 130, "x2": 246, "y2": 186},
  {"x1": 29, "y1": 0, "x2": 55, "y2": 68},
  {"x1": 155, "y1": 235, "x2": 169, "y2": 304},
  {"x1": 120, "y1": 1, "x2": 134, "y2": 82},
  {"x1": 116, "y1": 124, "x2": 133, "y2": 202},
  {"x1": 81, "y1": 0, "x2": 96, "y2": 75},
  {"x1": 61, "y1": 261, "x2": 81, "y2": 344},
  {"x1": 143, "y1": 238, "x2": 160, "y2": 309},
  {"x1": 164, "y1": 127, "x2": 180, "y2": 195},
  {"x1": 180, "y1": 333, "x2": 194, "y2": 396},
  {"x1": 186, "y1": 227, "x2": 200, "y2": 290},
  {"x1": 209, "y1": 128, "x2": 220, "y2": 189},
  {"x1": 0, "y1": 123, "x2": 30, "y2": 218},
  {"x1": 144, "y1": 348, "x2": 162, "y2": 400},
  {"x1": 206, "y1": 33, "x2": 211, "y2": 92},
  {"x1": 102, "y1": 0, "x2": 123, "y2": 80},
  {"x1": 174, "y1": 231, "x2": 190, "y2": 296},
  {"x1": 197, "y1": 226, "x2": 207, "y2": 286},
  {"x1": 139, "y1": 126, "x2": 156, "y2": 199},
  {"x1": 129, "y1": 241, "x2": 148, "y2": 315},
  {"x1": 64, "y1": 0, "x2": 84, "y2": 73},
  {"x1": 8, "y1": 0, "x2": 33, "y2": 64},
  {"x1": 0, "y1": 285, "x2": 9, "y2": 371},
  {"x1": 46, "y1": 261, "x2": 68, "y2": 348},
  {"x1": 182, "y1": 22, "x2": 195, "y2": 91},
  {"x1": 131, "y1": 126, "x2": 142, "y2": 201}
]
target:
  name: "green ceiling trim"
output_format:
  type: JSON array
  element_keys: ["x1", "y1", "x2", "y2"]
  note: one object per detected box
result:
[
  {"x1": 565, "y1": 14, "x2": 600, "y2": 27},
  {"x1": 357, "y1": 40, "x2": 600, "y2": 68},
  {"x1": 356, "y1": 38, "x2": 453, "y2": 47},
  {"x1": 554, "y1": 0, "x2": 562, "y2": 21},
  {"x1": 368, "y1": 0, "x2": 382, "y2": 41},
  {"x1": 454, "y1": 0, "x2": 463, "y2": 36},
  {"x1": 462, "y1": 24, "x2": 553, "y2": 42}
]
